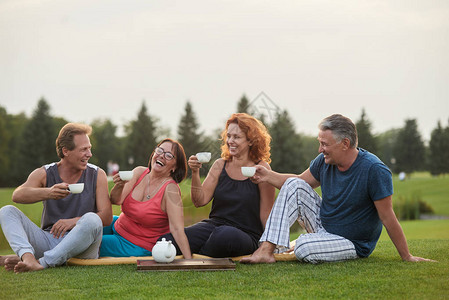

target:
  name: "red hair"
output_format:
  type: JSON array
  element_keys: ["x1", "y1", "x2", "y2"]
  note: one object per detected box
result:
[{"x1": 220, "y1": 113, "x2": 272, "y2": 164}]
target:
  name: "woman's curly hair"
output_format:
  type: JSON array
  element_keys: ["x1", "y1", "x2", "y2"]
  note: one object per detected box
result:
[{"x1": 220, "y1": 113, "x2": 272, "y2": 164}]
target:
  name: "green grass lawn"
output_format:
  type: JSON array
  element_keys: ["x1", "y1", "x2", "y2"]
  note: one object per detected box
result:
[
  {"x1": 0, "y1": 238, "x2": 448, "y2": 299},
  {"x1": 0, "y1": 174, "x2": 448, "y2": 299}
]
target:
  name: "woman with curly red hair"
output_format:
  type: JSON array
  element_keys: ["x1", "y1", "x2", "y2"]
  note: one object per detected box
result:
[{"x1": 160, "y1": 113, "x2": 275, "y2": 257}]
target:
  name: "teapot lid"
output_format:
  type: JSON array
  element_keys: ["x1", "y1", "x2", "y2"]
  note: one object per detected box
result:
[{"x1": 157, "y1": 238, "x2": 172, "y2": 244}]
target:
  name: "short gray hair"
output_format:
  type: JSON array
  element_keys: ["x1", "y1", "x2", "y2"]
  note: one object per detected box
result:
[{"x1": 318, "y1": 114, "x2": 358, "y2": 148}]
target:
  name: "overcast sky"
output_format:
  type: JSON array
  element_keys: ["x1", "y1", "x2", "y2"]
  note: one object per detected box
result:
[{"x1": 1, "y1": 0, "x2": 448, "y2": 141}]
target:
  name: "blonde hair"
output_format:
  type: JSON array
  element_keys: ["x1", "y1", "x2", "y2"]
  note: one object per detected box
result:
[{"x1": 56, "y1": 123, "x2": 92, "y2": 158}]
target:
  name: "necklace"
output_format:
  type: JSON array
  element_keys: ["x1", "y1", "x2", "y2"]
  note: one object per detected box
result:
[
  {"x1": 144, "y1": 175, "x2": 151, "y2": 200},
  {"x1": 143, "y1": 175, "x2": 169, "y2": 201}
]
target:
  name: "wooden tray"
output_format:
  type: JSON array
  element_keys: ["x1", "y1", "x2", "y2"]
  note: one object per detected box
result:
[{"x1": 137, "y1": 258, "x2": 235, "y2": 271}]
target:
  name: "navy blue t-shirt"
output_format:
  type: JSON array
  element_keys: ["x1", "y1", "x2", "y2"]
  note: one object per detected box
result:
[{"x1": 309, "y1": 148, "x2": 393, "y2": 257}]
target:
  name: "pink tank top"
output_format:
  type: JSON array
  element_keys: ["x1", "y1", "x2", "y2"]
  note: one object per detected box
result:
[{"x1": 114, "y1": 169, "x2": 177, "y2": 251}]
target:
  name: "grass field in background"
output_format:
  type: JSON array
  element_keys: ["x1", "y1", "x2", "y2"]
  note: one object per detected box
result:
[{"x1": 392, "y1": 172, "x2": 449, "y2": 216}]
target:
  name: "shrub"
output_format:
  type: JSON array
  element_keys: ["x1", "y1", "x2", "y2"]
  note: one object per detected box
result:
[{"x1": 393, "y1": 192, "x2": 434, "y2": 220}]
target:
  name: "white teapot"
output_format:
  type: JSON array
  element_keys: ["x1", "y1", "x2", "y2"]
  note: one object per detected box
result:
[{"x1": 152, "y1": 238, "x2": 177, "y2": 263}]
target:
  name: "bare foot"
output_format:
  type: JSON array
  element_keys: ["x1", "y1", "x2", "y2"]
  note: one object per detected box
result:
[
  {"x1": 240, "y1": 242, "x2": 276, "y2": 264},
  {"x1": 0, "y1": 255, "x2": 19, "y2": 266},
  {"x1": 4, "y1": 256, "x2": 21, "y2": 271},
  {"x1": 14, "y1": 253, "x2": 44, "y2": 273}
]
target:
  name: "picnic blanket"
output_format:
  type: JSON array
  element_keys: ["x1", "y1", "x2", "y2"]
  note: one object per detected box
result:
[{"x1": 67, "y1": 252, "x2": 297, "y2": 266}]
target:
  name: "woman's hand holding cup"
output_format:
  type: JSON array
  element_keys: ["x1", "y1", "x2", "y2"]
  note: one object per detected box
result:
[
  {"x1": 112, "y1": 173, "x2": 126, "y2": 186},
  {"x1": 188, "y1": 155, "x2": 202, "y2": 172}
]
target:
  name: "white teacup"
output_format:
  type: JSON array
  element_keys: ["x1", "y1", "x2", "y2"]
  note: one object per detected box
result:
[
  {"x1": 241, "y1": 167, "x2": 256, "y2": 177},
  {"x1": 119, "y1": 171, "x2": 133, "y2": 181},
  {"x1": 68, "y1": 183, "x2": 84, "y2": 194},
  {"x1": 196, "y1": 152, "x2": 211, "y2": 163}
]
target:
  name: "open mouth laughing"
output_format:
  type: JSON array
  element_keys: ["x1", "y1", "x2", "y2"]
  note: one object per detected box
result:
[{"x1": 155, "y1": 159, "x2": 165, "y2": 167}]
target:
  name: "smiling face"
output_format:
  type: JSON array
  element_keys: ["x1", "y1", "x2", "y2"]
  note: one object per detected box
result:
[
  {"x1": 150, "y1": 141, "x2": 177, "y2": 176},
  {"x1": 226, "y1": 123, "x2": 252, "y2": 158},
  {"x1": 317, "y1": 129, "x2": 346, "y2": 165},
  {"x1": 63, "y1": 134, "x2": 92, "y2": 170}
]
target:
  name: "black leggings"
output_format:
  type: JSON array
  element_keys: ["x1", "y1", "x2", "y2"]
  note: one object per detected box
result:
[{"x1": 159, "y1": 221, "x2": 259, "y2": 258}]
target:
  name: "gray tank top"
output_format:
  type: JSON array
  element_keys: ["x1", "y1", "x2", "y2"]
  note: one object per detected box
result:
[{"x1": 41, "y1": 162, "x2": 98, "y2": 231}]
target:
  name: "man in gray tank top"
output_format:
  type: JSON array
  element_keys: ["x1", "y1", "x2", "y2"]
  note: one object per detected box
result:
[{"x1": 0, "y1": 123, "x2": 112, "y2": 273}]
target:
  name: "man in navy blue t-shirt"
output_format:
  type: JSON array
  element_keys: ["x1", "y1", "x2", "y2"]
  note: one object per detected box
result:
[{"x1": 242, "y1": 114, "x2": 433, "y2": 264}]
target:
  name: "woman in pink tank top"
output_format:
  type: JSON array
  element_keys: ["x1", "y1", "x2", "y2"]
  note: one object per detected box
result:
[{"x1": 100, "y1": 139, "x2": 192, "y2": 258}]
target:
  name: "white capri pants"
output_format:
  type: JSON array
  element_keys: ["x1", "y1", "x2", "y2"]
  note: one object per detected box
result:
[
  {"x1": 260, "y1": 178, "x2": 359, "y2": 264},
  {"x1": 0, "y1": 205, "x2": 102, "y2": 268}
]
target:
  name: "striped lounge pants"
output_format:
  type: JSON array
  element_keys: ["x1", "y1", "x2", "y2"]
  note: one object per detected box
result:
[{"x1": 260, "y1": 177, "x2": 358, "y2": 264}]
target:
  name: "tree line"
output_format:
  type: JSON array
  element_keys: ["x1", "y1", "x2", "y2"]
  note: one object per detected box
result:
[{"x1": 1, "y1": 96, "x2": 448, "y2": 187}]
